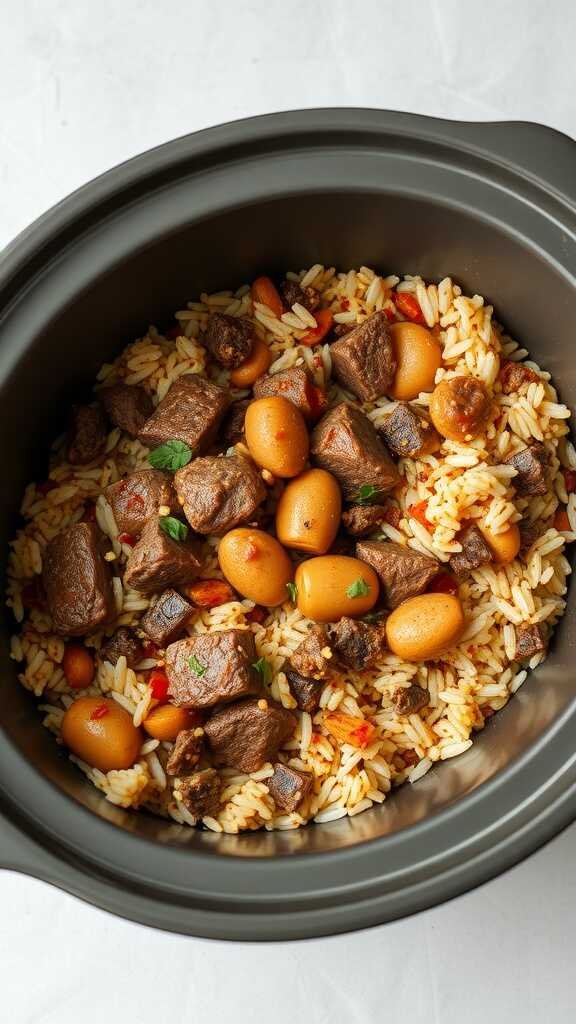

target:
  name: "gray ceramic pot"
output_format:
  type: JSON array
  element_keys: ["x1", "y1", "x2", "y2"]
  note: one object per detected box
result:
[{"x1": 1, "y1": 109, "x2": 575, "y2": 940}]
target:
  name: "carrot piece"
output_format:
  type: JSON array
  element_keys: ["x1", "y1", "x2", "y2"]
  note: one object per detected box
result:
[
  {"x1": 300, "y1": 308, "x2": 334, "y2": 347},
  {"x1": 185, "y1": 579, "x2": 236, "y2": 608},
  {"x1": 554, "y1": 507, "x2": 571, "y2": 532},
  {"x1": 251, "y1": 276, "x2": 284, "y2": 319},
  {"x1": 393, "y1": 291, "x2": 426, "y2": 324},
  {"x1": 324, "y1": 712, "x2": 376, "y2": 749},
  {"x1": 62, "y1": 645, "x2": 95, "y2": 690},
  {"x1": 408, "y1": 500, "x2": 432, "y2": 529}
]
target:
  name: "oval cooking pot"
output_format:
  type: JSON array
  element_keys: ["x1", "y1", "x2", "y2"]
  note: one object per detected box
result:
[{"x1": 1, "y1": 109, "x2": 575, "y2": 941}]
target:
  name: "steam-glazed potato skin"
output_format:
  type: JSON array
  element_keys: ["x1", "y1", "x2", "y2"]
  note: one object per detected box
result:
[
  {"x1": 61, "y1": 697, "x2": 142, "y2": 772},
  {"x1": 295, "y1": 555, "x2": 379, "y2": 622},
  {"x1": 385, "y1": 594, "x2": 465, "y2": 661},
  {"x1": 276, "y1": 469, "x2": 342, "y2": 554},
  {"x1": 218, "y1": 528, "x2": 294, "y2": 607},
  {"x1": 388, "y1": 322, "x2": 443, "y2": 400},
  {"x1": 245, "y1": 396, "x2": 309, "y2": 478}
]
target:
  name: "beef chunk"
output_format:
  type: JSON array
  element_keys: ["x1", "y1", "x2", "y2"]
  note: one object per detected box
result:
[
  {"x1": 281, "y1": 279, "x2": 320, "y2": 313},
  {"x1": 176, "y1": 768, "x2": 221, "y2": 819},
  {"x1": 253, "y1": 366, "x2": 325, "y2": 422},
  {"x1": 43, "y1": 522, "x2": 115, "y2": 636},
  {"x1": 356, "y1": 540, "x2": 439, "y2": 609},
  {"x1": 166, "y1": 629, "x2": 261, "y2": 709},
  {"x1": 221, "y1": 399, "x2": 250, "y2": 447},
  {"x1": 166, "y1": 728, "x2": 204, "y2": 776},
  {"x1": 141, "y1": 588, "x2": 194, "y2": 645},
  {"x1": 392, "y1": 684, "x2": 429, "y2": 715},
  {"x1": 311, "y1": 403, "x2": 399, "y2": 502},
  {"x1": 175, "y1": 454, "x2": 266, "y2": 535},
  {"x1": 138, "y1": 375, "x2": 231, "y2": 455},
  {"x1": 204, "y1": 313, "x2": 254, "y2": 369},
  {"x1": 285, "y1": 669, "x2": 323, "y2": 713},
  {"x1": 499, "y1": 361, "x2": 540, "y2": 395},
  {"x1": 289, "y1": 625, "x2": 333, "y2": 680},
  {"x1": 100, "y1": 627, "x2": 144, "y2": 668},
  {"x1": 449, "y1": 524, "x2": 493, "y2": 578},
  {"x1": 332, "y1": 323, "x2": 354, "y2": 339},
  {"x1": 505, "y1": 442, "x2": 548, "y2": 496},
  {"x1": 204, "y1": 698, "x2": 296, "y2": 773},
  {"x1": 124, "y1": 518, "x2": 202, "y2": 594},
  {"x1": 342, "y1": 504, "x2": 388, "y2": 537},
  {"x1": 330, "y1": 616, "x2": 388, "y2": 670},
  {"x1": 106, "y1": 469, "x2": 177, "y2": 537},
  {"x1": 379, "y1": 403, "x2": 440, "y2": 459},
  {"x1": 519, "y1": 518, "x2": 541, "y2": 552},
  {"x1": 267, "y1": 763, "x2": 313, "y2": 812},
  {"x1": 67, "y1": 403, "x2": 108, "y2": 465},
  {"x1": 330, "y1": 312, "x2": 396, "y2": 402},
  {"x1": 99, "y1": 383, "x2": 154, "y2": 437},
  {"x1": 515, "y1": 623, "x2": 547, "y2": 660}
]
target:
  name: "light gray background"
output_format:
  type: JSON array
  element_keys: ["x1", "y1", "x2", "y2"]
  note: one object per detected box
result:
[{"x1": 1, "y1": 1, "x2": 575, "y2": 1021}]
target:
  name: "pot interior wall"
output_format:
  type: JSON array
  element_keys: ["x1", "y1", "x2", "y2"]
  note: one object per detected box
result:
[{"x1": 1, "y1": 190, "x2": 574, "y2": 856}]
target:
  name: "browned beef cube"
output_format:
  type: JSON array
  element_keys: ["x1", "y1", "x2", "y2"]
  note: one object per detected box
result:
[
  {"x1": 519, "y1": 518, "x2": 541, "y2": 552},
  {"x1": 515, "y1": 623, "x2": 547, "y2": 660},
  {"x1": 267, "y1": 763, "x2": 313, "y2": 812},
  {"x1": 499, "y1": 361, "x2": 540, "y2": 394},
  {"x1": 332, "y1": 323, "x2": 354, "y2": 338},
  {"x1": 289, "y1": 625, "x2": 333, "y2": 680},
  {"x1": 342, "y1": 505, "x2": 388, "y2": 537},
  {"x1": 176, "y1": 768, "x2": 221, "y2": 819},
  {"x1": 204, "y1": 698, "x2": 296, "y2": 773},
  {"x1": 166, "y1": 629, "x2": 261, "y2": 709},
  {"x1": 330, "y1": 312, "x2": 396, "y2": 402},
  {"x1": 141, "y1": 588, "x2": 194, "y2": 645},
  {"x1": 166, "y1": 728, "x2": 204, "y2": 776},
  {"x1": 100, "y1": 627, "x2": 144, "y2": 668},
  {"x1": 98, "y1": 383, "x2": 154, "y2": 437},
  {"x1": 106, "y1": 469, "x2": 178, "y2": 537},
  {"x1": 285, "y1": 669, "x2": 323, "y2": 713},
  {"x1": 124, "y1": 518, "x2": 202, "y2": 594},
  {"x1": 378, "y1": 403, "x2": 440, "y2": 459},
  {"x1": 392, "y1": 684, "x2": 429, "y2": 715},
  {"x1": 505, "y1": 443, "x2": 548, "y2": 496},
  {"x1": 204, "y1": 313, "x2": 254, "y2": 368},
  {"x1": 281, "y1": 279, "x2": 320, "y2": 313},
  {"x1": 356, "y1": 540, "x2": 439, "y2": 609},
  {"x1": 221, "y1": 399, "x2": 250, "y2": 447},
  {"x1": 138, "y1": 375, "x2": 231, "y2": 455},
  {"x1": 330, "y1": 616, "x2": 388, "y2": 670},
  {"x1": 43, "y1": 522, "x2": 115, "y2": 636},
  {"x1": 253, "y1": 366, "x2": 325, "y2": 422},
  {"x1": 67, "y1": 403, "x2": 108, "y2": 465},
  {"x1": 449, "y1": 524, "x2": 493, "y2": 578},
  {"x1": 311, "y1": 403, "x2": 399, "y2": 502},
  {"x1": 174, "y1": 454, "x2": 266, "y2": 535}
]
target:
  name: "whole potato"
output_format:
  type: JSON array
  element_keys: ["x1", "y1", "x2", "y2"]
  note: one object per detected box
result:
[
  {"x1": 245, "y1": 396, "x2": 309, "y2": 477},
  {"x1": 295, "y1": 555, "x2": 378, "y2": 622},
  {"x1": 230, "y1": 337, "x2": 272, "y2": 388},
  {"x1": 386, "y1": 593, "x2": 465, "y2": 661},
  {"x1": 143, "y1": 704, "x2": 195, "y2": 741},
  {"x1": 389, "y1": 322, "x2": 443, "y2": 400},
  {"x1": 276, "y1": 468, "x2": 342, "y2": 554},
  {"x1": 61, "y1": 696, "x2": 142, "y2": 772},
  {"x1": 218, "y1": 527, "x2": 294, "y2": 606},
  {"x1": 478, "y1": 520, "x2": 521, "y2": 564}
]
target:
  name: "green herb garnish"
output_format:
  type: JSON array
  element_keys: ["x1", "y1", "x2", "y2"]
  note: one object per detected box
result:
[
  {"x1": 148, "y1": 439, "x2": 193, "y2": 471},
  {"x1": 346, "y1": 577, "x2": 370, "y2": 599},
  {"x1": 354, "y1": 484, "x2": 378, "y2": 504},
  {"x1": 286, "y1": 581, "x2": 298, "y2": 602},
  {"x1": 159, "y1": 516, "x2": 189, "y2": 542},
  {"x1": 252, "y1": 657, "x2": 272, "y2": 685},
  {"x1": 188, "y1": 654, "x2": 207, "y2": 677}
]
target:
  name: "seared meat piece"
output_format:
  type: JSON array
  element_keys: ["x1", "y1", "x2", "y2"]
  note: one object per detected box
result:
[
  {"x1": 356, "y1": 540, "x2": 439, "y2": 609},
  {"x1": 392, "y1": 684, "x2": 429, "y2": 715},
  {"x1": 175, "y1": 454, "x2": 266, "y2": 535},
  {"x1": 519, "y1": 518, "x2": 541, "y2": 552},
  {"x1": 379, "y1": 403, "x2": 440, "y2": 459},
  {"x1": 330, "y1": 312, "x2": 396, "y2": 402},
  {"x1": 98, "y1": 383, "x2": 154, "y2": 437},
  {"x1": 221, "y1": 399, "x2": 250, "y2": 447},
  {"x1": 281, "y1": 279, "x2": 320, "y2": 313},
  {"x1": 100, "y1": 627, "x2": 144, "y2": 668},
  {"x1": 505, "y1": 443, "x2": 548, "y2": 496},
  {"x1": 43, "y1": 522, "x2": 115, "y2": 636},
  {"x1": 285, "y1": 669, "x2": 323, "y2": 713},
  {"x1": 176, "y1": 768, "x2": 221, "y2": 819},
  {"x1": 106, "y1": 469, "x2": 177, "y2": 537},
  {"x1": 166, "y1": 629, "x2": 261, "y2": 709},
  {"x1": 253, "y1": 366, "x2": 326, "y2": 422},
  {"x1": 342, "y1": 504, "x2": 388, "y2": 537},
  {"x1": 67, "y1": 403, "x2": 108, "y2": 465},
  {"x1": 204, "y1": 313, "x2": 254, "y2": 369},
  {"x1": 449, "y1": 524, "x2": 492, "y2": 578},
  {"x1": 289, "y1": 625, "x2": 333, "y2": 680},
  {"x1": 204, "y1": 698, "x2": 296, "y2": 773},
  {"x1": 166, "y1": 728, "x2": 204, "y2": 776},
  {"x1": 330, "y1": 616, "x2": 388, "y2": 670},
  {"x1": 499, "y1": 361, "x2": 540, "y2": 395},
  {"x1": 124, "y1": 518, "x2": 202, "y2": 594},
  {"x1": 267, "y1": 763, "x2": 313, "y2": 812},
  {"x1": 311, "y1": 403, "x2": 399, "y2": 502},
  {"x1": 332, "y1": 323, "x2": 354, "y2": 338},
  {"x1": 515, "y1": 623, "x2": 547, "y2": 659},
  {"x1": 138, "y1": 375, "x2": 231, "y2": 455},
  {"x1": 141, "y1": 588, "x2": 194, "y2": 646}
]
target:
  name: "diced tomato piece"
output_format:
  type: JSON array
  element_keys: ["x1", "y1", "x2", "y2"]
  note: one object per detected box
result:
[
  {"x1": 149, "y1": 670, "x2": 170, "y2": 702},
  {"x1": 185, "y1": 578, "x2": 236, "y2": 607},
  {"x1": 251, "y1": 276, "x2": 284, "y2": 319},
  {"x1": 245, "y1": 605, "x2": 267, "y2": 624},
  {"x1": 324, "y1": 712, "x2": 376, "y2": 749},
  {"x1": 36, "y1": 480, "x2": 57, "y2": 496},
  {"x1": 340, "y1": 298, "x2": 350, "y2": 311},
  {"x1": 383, "y1": 306, "x2": 396, "y2": 322},
  {"x1": 564, "y1": 470, "x2": 576, "y2": 494},
  {"x1": 118, "y1": 532, "x2": 136, "y2": 546},
  {"x1": 554, "y1": 507, "x2": 571, "y2": 532},
  {"x1": 428, "y1": 572, "x2": 459, "y2": 596},
  {"x1": 393, "y1": 291, "x2": 425, "y2": 324},
  {"x1": 408, "y1": 500, "x2": 432, "y2": 529},
  {"x1": 165, "y1": 325, "x2": 181, "y2": 340},
  {"x1": 300, "y1": 308, "x2": 334, "y2": 347}
]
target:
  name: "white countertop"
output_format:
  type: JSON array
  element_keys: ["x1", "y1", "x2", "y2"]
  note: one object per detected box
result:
[{"x1": 1, "y1": 0, "x2": 575, "y2": 1020}]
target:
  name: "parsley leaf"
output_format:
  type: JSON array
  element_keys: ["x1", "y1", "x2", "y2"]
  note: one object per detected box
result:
[
  {"x1": 252, "y1": 657, "x2": 272, "y2": 685},
  {"x1": 355, "y1": 484, "x2": 378, "y2": 504},
  {"x1": 286, "y1": 581, "x2": 298, "y2": 602},
  {"x1": 148, "y1": 439, "x2": 193, "y2": 471},
  {"x1": 159, "y1": 516, "x2": 189, "y2": 542},
  {"x1": 346, "y1": 577, "x2": 370, "y2": 599},
  {"x1": 188, "y1": 654, "x2": 206, "y2": 677}
]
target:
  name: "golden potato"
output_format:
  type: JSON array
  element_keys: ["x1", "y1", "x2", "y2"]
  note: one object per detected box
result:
[
  {"x1": 245, "y1": 396, "x2": 309, "y2": 478},
  {"x1": 276, "y1": 469, "x2": 341, "y2": 555},
  {"x1": 478, "y1": 520, "x2": 521, "y2": 564},
  {"x1": 61, "y1": 697, "x2": 142, "y2": 772},
  {"x1": 143, "y1": 704, "x2": 195, "y2": 742},
  {"x1": 295, "y1": 555, "x2": 378, "y2": 622},
  {"x1": 389, "y1": 322, "x2": 443, "y2": 400},
  {"x1": 218, "y1": 527, "x2": 293, "y2": 606},
  {"x1": 385, "y1": 593, "x2": 465, "y2": 661},
  {"x1": 230, "y1": 337, "x2": 272, "y2": 388}
]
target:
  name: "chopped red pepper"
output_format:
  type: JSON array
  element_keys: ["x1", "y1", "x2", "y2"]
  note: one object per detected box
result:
[
  {"x1": 383, "y1": 306, "x2": 396, "y2": 322},
  {"x1": 428, "y1": 572, "x2": 459, "y2": 596},
  {"x1": 300, "y1": 308, "x2": 334, "y2": 347},
  {"x1": 554, "y1": 507, "x2": 571, "y2": 532},
  {"x1": 393, "y1": 291, "x2": 426, "y2": 324},
  {"x1": 118, "y1": 532, "x2": 136, "y2": 547},
  {"x1": 274, "y1": 429, "x2": 286, "y2": 440},
  {"x1": 90, "y1": 703, "x2": 109, "y2": 720},
  {"x1": 245, "y1": 605, "x2": 267, "y2": 624},
  {"x1": 564, "y1": 470, "x2": 576, "y2": 494},
  {"x1": 149, "y1": 670, "x2": 170, "y2": 702},
  {"x1": 185, "y1": 579, "x2": 236, "y2": 607},
  {"x1": 408, "y1": 500, "x2": 432, "y2": 529}
]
